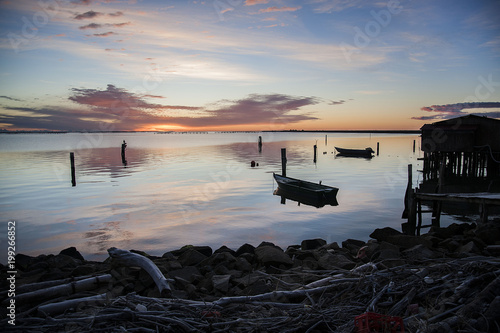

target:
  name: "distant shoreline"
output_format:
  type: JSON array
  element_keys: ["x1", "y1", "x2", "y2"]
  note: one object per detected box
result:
[{"x1": 0, "y1": 129, "x2": 421, "y2": 134}]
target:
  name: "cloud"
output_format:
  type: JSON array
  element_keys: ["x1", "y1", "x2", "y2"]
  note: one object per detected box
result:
[
  {"x1": 108, "y1": 11, "x2": 124, "y2": 17},
  {"x1": 245, "y1": 0, "x2": 269, "y2": 5},
  {"x1": 259, "y1": 6, "x2": 301, "y2": 13},
  {"x1": 74, "y1": 10, "x2": 124, "y2": 21},
  {"x1": 0, "y1": 96, "x2": 21, "y2": 102},
  {"x1": 413, "y1": 102, "x2": 500, "y2": 120},
  {"x1": 69, "y1": 84, "x2": 168, "y2": 111},
  {"x1": 309, "y1": 0, "x2": 366, "y2": 13},
  {"x1": 79, "y1": 22, "x2": 131, "y2": 29},
  {"x1": 329, "y1": 100, "x2": 345, "y2": 105},
  {"x1": 79, "y1": 23, "x2": 102, "y2": 29},
  {"x1": 1, "y1": 86, "x2": 321, "y2": 131},
  {"x1": 72, "y1": 0, "x2": 92, "y2": 5},
  {"x1": 92, "y1": 32, "x2": 117, "y2": 37},
  {"x1": 74, "y1": 10, "x2": 103, "y2": 20}
]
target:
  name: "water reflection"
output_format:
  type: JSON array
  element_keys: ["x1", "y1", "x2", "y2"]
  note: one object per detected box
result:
[
  {"x1": 0, "y1": 132, "x2": 424, "y2": 263},
  {"x1": 84, "y1": 221, "x2": 133, "y2": 253}
]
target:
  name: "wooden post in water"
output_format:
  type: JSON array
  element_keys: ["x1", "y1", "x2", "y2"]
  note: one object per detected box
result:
[
  {"x1": 258, "y1": 136, "x2": 262, "y2": 153},
  {"x1": 70, "y1": 152, "x2": 76, "y2": 187},
  {"x1": 376, "y1": 142, "x2": 380, "y2": 156},
  {"x1": 413, "y1": 140, "x2": 416, "y2": 153},
  {"x1": 281, "y1": 148, "x2": 287, "y2": 177},
  {"x1": 405, "y1": 164, "x2": 417, "y2": 235},
  {"x1": 313, "y1": 144, "x2": 317, "y2": 163},
  {"x1": 325, "y1": 135, "x2": 327, "y2": 145},
  {"x1": 432, "y1": 156, "x2": 446, "y2": 227}
]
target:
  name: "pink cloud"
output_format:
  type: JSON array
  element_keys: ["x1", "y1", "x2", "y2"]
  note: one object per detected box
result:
[
  {"x1": 74, "y1": 10, "x2": 103, "y2": 20},
  {"x1": 413, "y1": 102, "x2": 500, "y2": 120},
  {"x1": 0, "y1": 86, "x2": 321, "y2": 131},
  {"x1": 259, "y1": 6, "x2": 301, "y2": 13},
  {"x1": 245, "y1": 0, "x2": 269, "y2": 5}
]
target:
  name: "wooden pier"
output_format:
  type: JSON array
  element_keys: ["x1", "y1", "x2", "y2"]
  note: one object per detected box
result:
[{"x1": 406, "y1": 191, "x2": 500, "y2": 235}]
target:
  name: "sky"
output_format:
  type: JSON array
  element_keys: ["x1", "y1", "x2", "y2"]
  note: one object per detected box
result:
[{"x1": 0, "y1": 0, "x2": 499, "y2": 132}]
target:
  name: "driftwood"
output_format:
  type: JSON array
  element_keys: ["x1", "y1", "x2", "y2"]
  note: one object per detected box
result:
[
  {"x1": 3, "y1": 237, "x2": 500, "y2": 333},
  {"x1": 38, "y1": 293, "x2": 108, "y2": 316},
  {"x1": 107, "y1": 247, "x2": 171, "y2": 297},
  {"x1": 4, "y1": 275, "x2": 96, "y2": 295},
  {"x1": 12, "y1": 274, "x2": 111, "y2": 304}
]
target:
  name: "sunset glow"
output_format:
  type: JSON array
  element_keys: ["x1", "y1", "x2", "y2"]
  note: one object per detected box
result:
[{"x1": 0, "y1": 0, "x2": 499, "y2": 131}]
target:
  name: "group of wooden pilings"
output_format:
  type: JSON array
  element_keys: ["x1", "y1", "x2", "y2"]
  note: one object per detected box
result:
[
  {"x1": 403, "y1": 163, "x2": 444, "y2": 236},
  {"x1": 422, "y1": 150, "x2": 494, "y2": 180},
  {"x1": 403, "y1": 162, "x2": 500, "y2": 236}
]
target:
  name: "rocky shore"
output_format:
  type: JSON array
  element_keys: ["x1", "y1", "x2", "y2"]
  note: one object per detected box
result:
[{"x1": 2, "y1": 220, "x2": 500, "y2": 332}]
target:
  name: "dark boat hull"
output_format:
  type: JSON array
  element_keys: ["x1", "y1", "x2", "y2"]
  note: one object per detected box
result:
[
  {"x1": 274, "y1": 187, "x2": 338, "y2": 208},
  {"x1": 273, "y1": 173, "x2": 339, "y2": 203},
  {"x1": 335, "y1": 147, "x2": 374, "y2": 157}
]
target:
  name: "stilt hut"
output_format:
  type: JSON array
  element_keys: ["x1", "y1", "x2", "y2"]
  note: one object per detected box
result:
[{"x1": 421, "y1": 115, "x2": 500, "y2": 180}]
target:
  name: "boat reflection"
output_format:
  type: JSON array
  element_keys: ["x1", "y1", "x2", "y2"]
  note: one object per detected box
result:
[{"x1": 274, "y1": 187, "x2": 339, "y2": 208}]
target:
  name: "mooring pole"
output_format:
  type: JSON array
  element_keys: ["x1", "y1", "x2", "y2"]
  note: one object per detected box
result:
[
  {"x1": 70, "y1": 152, "x2": 76, "y2": 187},
  {"x1": 258, "y1": 136, "x2": 262, "y2": 153},
  {"x1": 325, "y1": 135, "x2": 327, "y2": 145},
  {"x1": 377, "y1": 142, "x2": 380, "y2": 156},
  {"x1": 406, "y1": 164, "x2": 416, "y2": 235},
  {"x1": 313, "y1": 144, "x2": 317, "y2": 163},
  {"x1": 413, "y1": 140, "x2": 416, "y2": 153},
  {"x1": 281, "y1": 148, "x2": 287, "y2": 177}
]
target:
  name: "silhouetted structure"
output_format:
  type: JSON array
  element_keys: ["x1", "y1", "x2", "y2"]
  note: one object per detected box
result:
[
  {"x1": 121, "y1": 140, "x2": 127, "y2": 166},
  {"x1": 421, "y1": 115, "x2": 500, "y2": 179}
]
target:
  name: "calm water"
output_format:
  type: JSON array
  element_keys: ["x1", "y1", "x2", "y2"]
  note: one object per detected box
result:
[{"x1": 0, "y1": 132, "x2": 446, "y2": 262}]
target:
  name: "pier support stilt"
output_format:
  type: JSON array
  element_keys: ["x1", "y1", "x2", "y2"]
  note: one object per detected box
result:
[
  {"x1": 281, "y1": 148, "x2": 287, "y2": 177},
  {"x1": 70, "y1": 152, "x2": 76, "y2": 187}
]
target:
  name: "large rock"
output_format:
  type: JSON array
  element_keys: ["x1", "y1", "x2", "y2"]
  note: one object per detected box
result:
[
  {"x1": 342, "y1": 239, "x2": 366, "y2": 255},
  {"x1": 59, "y1": 247, "x2": 84, "y2": 261},
  {"x1": 200, "y1": 252, "x2": 237, "y2": 268},
  {"x1": 15, "y1": 253, "x2": 34, "y2": 271},
  {"x1": 318, "y1": 252, "x2": 355, "y2": 270},
  {"x1": 386, "y1": 235, "x2": 433, "y2": 249},
  {"x1": 212, "y1": 274, "x2": 231, "y2": 293},
  {"x1": 235, "y1": 243, "x2": 255, "y2": 256},
  {"x1": 178, "y1": 249, "x2": 208, "y2": 267},
  {"x1": 254, "y1": 245, "x2": 293, "y2": 267},
  {"x1": 457, "y1": 241, "x2": 481, "y2": 254},
  {"x1": 301, "y1": 238, "x2": 326, "y2": 250},
  {"x1": 168, "y1": 245, "x2": 213, "y2": 258},
  {"x1": 403, "y1": 244, "x2": 438, "y2": 261},
  {"x1": 369, "y1": 227, "x2": 402, "y2": 242},
  {"x1": 168, "y1": 266, "x2": 201, "y2": 283},
  {"x1": 475, "y1": 222, "x2": 500, "y2": 245},
  {"x1": 214, "y1": 246, "x2": 236, "y2": 256}
]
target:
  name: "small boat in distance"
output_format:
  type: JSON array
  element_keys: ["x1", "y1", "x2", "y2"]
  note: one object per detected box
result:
[
  {"x1": 335, "y1": 147, "x2": 374, "y2": 158},
  {"x1": 273, "y1": 173, "x2": 339, "y2": 204}
]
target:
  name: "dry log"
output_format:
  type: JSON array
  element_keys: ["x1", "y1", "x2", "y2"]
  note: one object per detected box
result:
[
  {"x1": 12, "y1": 274, "x2": 111, "y2": 304},
  {"x1": 302, "y1": 276, "x2": 358, "y2": 289},
  {"x1": 388, "y1": 287, "x2": 417, "y2": 316},
  {"x1": 37, "y1": 293, "x2": 109, "y2": 316},
  {"x1": 213, "y1": 279, "x2": 358, "y2": 306},
  {"x1": 107, "y1": 247, "x2": 171, "y2": 297},
  {"x1": 366, "y1": 284, "x2": 389, "y2": 312},
  {"x1": 14, "y1": 275, "x2": 95, "y2": 295}
]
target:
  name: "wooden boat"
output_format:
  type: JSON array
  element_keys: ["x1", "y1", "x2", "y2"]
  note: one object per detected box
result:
[
  {"x1": 273, "y1": 173, "x2": 339, "y2": 203},
  {"x1": 335, "y1": 147, "x2": 374, "y2": 157},
  {"x1": 274, "y1": 187, "x2": 338, "y2": 208}
]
